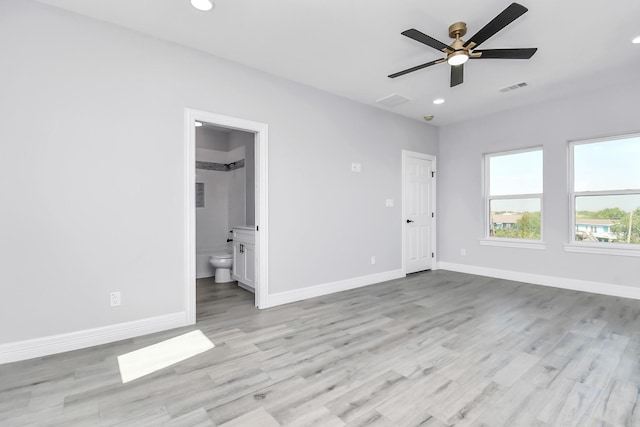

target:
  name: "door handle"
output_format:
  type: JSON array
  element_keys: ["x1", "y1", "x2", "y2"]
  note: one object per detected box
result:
[{"x1": 406, "y1": 219, "x2": 414, "y2": 223}]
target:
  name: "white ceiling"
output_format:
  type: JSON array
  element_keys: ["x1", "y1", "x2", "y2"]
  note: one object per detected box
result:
[{"x1": 36, "y1": 0, "x2": 640, "y2": 126}]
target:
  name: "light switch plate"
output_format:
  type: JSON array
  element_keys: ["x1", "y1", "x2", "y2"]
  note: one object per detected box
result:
[
  {"x1": 385, "y1": 199, "x2": 394, "y2": 207},
  {"x1": 351, "y1": 162, "x2": 361, "y2": 172}
]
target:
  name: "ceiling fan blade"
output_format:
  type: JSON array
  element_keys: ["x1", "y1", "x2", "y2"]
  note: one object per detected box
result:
[
  {"x1": 463, "y1": 3, "x2": 528, "y2": 49},
  {"x1": 450, "y1": 64, "x2": 464, "y2": 87},
  {"x1": 473, "y1": 48, "x2": 537, "y2": 59},
  {"x1": 388, "y1": 59, "x2": 442, "y2": 78},
  {"x1": 402, "y1": 29, "x2": 451, "y2": 52}
]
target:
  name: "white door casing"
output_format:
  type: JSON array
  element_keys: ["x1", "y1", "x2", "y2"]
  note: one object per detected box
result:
[
  {"x1": 402, "y1": 151, "x2": 436, "y2": 274},
  {"x1": 184, "y1": 108, "x2": 269, "y2": 321}
]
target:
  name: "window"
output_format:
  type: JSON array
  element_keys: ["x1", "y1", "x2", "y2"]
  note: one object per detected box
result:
[
  {"x1": 570, "y1": 134, "x2": 640, "y2": 249},
  {"x1": 484, "y1": 148, "x2": 543, "y2": 243}
]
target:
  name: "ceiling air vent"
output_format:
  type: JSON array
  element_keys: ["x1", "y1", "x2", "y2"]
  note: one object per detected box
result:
[
  {"x1": 499, "y1": 82, "x2": 528, "y2": 93},
  {"x1": 376, "y1": 94, "x2": 411, "y2": 108}
]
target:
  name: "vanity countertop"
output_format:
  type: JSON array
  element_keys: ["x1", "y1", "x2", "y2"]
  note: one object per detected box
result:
[{"x1": 233, "y1": 225, "x2": 255, "y2": 231}]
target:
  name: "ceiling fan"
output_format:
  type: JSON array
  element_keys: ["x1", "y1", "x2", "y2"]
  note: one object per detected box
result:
[{"x1": 388, "y1": 2, "x2": 537, "y2": 87}]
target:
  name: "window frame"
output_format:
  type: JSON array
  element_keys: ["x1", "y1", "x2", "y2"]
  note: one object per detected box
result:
[
  {"x1": 567, "y1": 132, "x2": 640, "y2": 257},
  {"x1": 482, "y1": 146, "x2": 545, "y2": 249}
]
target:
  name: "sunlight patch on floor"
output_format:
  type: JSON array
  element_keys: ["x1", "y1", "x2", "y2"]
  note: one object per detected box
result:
[{"x1": 117, "y1": 329, "x2": 214, "y2": 383}]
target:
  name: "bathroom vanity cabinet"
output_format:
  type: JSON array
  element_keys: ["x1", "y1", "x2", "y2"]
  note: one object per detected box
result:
[{"x1": 232, "y1": 227, "x2": 255, "y2": 292}]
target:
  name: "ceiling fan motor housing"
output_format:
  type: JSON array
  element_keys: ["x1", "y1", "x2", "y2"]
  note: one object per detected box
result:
[{"x1": 448, "y1": 22, "x2": 467, "y2": 39}]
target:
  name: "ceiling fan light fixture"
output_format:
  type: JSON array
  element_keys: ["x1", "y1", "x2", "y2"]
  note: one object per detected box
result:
[
  {"x1": 389, "y1": 3, "x2": 537, "y2": 88},
  {"x1": 190, "y1": 0, "x2": 214, "y2": 11},
  {"x1": 433, "y1": 98, "x2": 445, "y2": 105},
  {"x1": 447, "y1": 51, "x2": 469, "y2": 66}
]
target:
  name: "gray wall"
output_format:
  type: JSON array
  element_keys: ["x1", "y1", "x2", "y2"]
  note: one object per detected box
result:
[
  {"x1": 196, "y1": 128, "x2": 230, "y2": 151},
  {"x1": 438, "y1": 78, "x2": 640, "y2": 288},
  {"x1": 0, "y1": 0, "x2": 437, "y2": 344},
  {"x1": 228, "y1": 131, "x2": 255, "y2": 225}
]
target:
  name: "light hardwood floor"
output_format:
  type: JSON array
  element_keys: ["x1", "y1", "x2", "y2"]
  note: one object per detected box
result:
[{"x1": 1, "y1": 270, "x2": 640, "y2": 426}]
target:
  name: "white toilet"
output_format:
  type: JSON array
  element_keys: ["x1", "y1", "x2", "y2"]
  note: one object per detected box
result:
[{"x1": 209, "y1": 252, "x2": 233, "y2": 283}]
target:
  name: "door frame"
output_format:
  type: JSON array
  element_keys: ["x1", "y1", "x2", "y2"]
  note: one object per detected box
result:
[
  {"x1": 184, "y1": 108, "x2": 269, "y2": 323},
  {"x1": 401, "y1": 150, "x2": 437, "y2": 275}
]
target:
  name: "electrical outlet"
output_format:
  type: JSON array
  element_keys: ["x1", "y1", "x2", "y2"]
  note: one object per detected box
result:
[
  {"x1": 371, "y1": 255, "x2": 376, "y2": 265},
  {"x1": 460, "y1": 248, "x2": 466, "y2": 256},
  {"x1": 110, "y1": 292, "x2": 121, "y2": 307}
]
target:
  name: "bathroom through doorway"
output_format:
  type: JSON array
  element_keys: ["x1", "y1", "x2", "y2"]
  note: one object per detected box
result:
[{"x1": 184, "y1": 109, "x2": 269, "y2": 324}]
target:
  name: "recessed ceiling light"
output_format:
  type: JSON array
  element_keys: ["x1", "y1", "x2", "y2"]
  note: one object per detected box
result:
[
  {"x1": 191, "y1": 0, "x2": 213, "y2": 11},
  {"x1": 433, "y1": 98, "x2": 445, "y2": 105},
  {"x1": 195, "y1": 121, "x2": 203, "y2": 127},
  {"x1": 633, "y1": 35, "x2": 640, "y2": 44}
]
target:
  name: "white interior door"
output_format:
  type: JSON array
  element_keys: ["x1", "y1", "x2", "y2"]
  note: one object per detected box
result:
[{"x1": 404, "y1": 153, "x2": 433, "y2": 273}]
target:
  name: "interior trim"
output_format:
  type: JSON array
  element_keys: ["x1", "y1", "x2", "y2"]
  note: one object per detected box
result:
[
  {"x1": 479, "y1": 239, "x2": 546, "y2": 250},
  {"x1": 564, "y1": 243, "x2": 640, "y2": 258},
  {"x1": 438, "y1": 261, "x2": 640, "y2": 300},
  {"x1": 265, "y1": 269, "x2": 405, "y2": 308},
  {"x1": 0, "y1": 312, "x2": 187, "y2": 364},
  {"x1": 184, "y1": 108, "x2": 269, "y2": 317}
]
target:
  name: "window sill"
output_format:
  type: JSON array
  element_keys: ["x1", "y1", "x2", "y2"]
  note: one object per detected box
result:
[
  {"x1": 564, "y1": 243, "x2": 640, "y2": 258},
  {"x1": 480, "y1": 239, "x2": 546, "y2": 250}
]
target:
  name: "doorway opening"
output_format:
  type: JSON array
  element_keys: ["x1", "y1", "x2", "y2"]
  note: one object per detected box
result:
[
  {"x1": 402, "y1": 150, "x2": 437, "y2": 275},
  {"x1": 184, "y1": 109, "x2": 269, "y2": 325}
]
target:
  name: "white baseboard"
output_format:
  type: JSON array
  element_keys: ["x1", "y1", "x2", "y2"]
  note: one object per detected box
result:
[
  {"x1": 265, "y1": 269, "x2": 405, "y2": 308},
  {"x1": 437, "y1": 261, "x2": 640, "y2": 300},
  {"x1": 0, "y1": 312, "x2": 188, "y2": 365}
]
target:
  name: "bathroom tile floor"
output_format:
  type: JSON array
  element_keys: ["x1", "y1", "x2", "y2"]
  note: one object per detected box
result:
[{"x1": 2, "y1": 271, "x2": 640, "y2": 426}]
